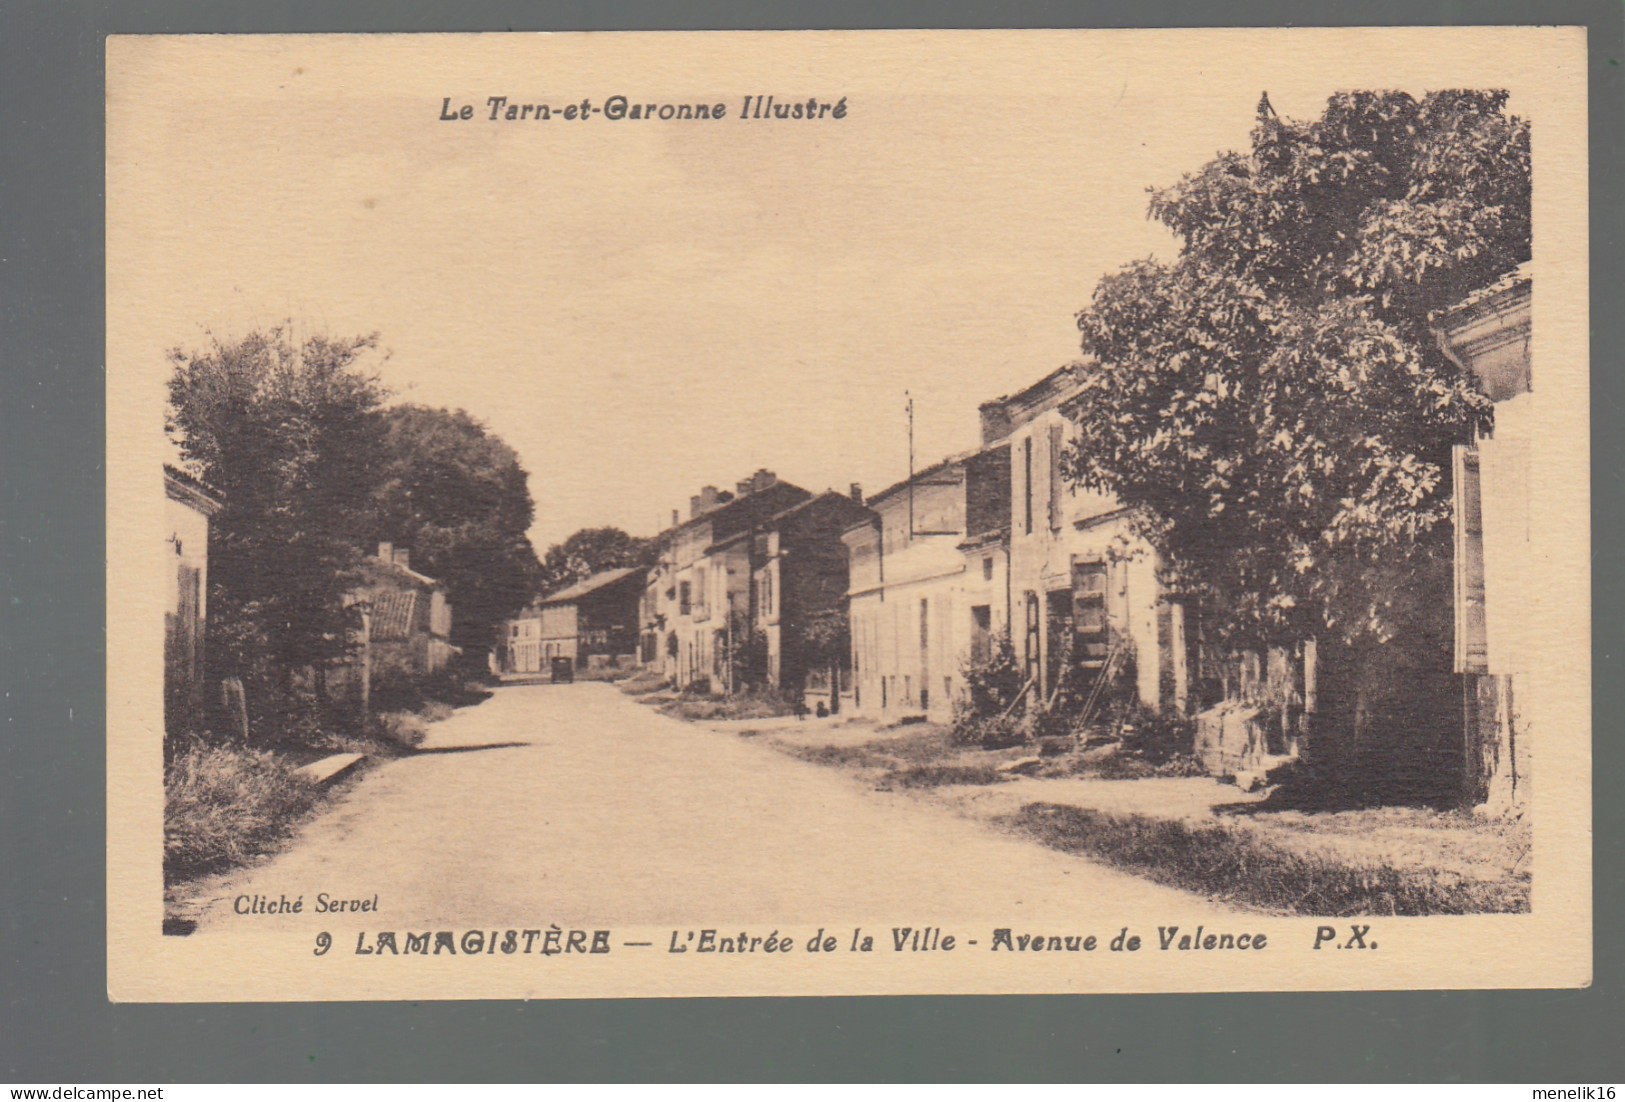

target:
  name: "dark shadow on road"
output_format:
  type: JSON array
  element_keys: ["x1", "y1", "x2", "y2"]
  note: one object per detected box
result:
[{"x1": 407, "y1": 741, "x2": 531, "y2": 756}]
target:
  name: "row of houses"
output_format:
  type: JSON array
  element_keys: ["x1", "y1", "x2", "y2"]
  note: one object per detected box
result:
[
  {"x1": 501, "y1": 373, "x2": 1201, "y2": 725},
  {"x1": 840, "y1": 367, "x2": 1194, "y2": 727},
  {"x1": 494, "y1": 269, "x2": 1533, "y2": 811}
]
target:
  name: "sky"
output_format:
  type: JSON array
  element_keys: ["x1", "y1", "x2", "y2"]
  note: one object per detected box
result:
[{"x1": 108, "y1": 28, "x2": 1567, "y2": 552}]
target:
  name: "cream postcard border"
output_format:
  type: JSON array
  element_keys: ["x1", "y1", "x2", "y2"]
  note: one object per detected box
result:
[{"x1": 106, "y1": 26, "x2": 1590, "y2": 1001}]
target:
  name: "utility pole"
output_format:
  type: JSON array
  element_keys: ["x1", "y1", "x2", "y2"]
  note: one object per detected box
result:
[{"x1": 906, "y1": 391, "x2": 915, "y2": 540}]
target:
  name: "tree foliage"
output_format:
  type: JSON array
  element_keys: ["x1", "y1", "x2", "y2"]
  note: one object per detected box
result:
[
  {"x1": 167, "y1": 329, "x2": 387, "y2": 688},
  {"x1": 539, "y1": 527, "x2": 656, "y2": 594},
  {"x1": 1065, "y1": 91, "x2": 1527, "y2": 648},
  {"x1": 369, "y1": 405, "x2": 542, "y2": 647},
  {"x1": 168, "y1": 330, "x2": 545, "y2": 707}
]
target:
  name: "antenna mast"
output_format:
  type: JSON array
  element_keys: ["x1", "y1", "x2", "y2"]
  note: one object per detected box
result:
[{"x1": 906, "y1": 391, "x2": 915, "y2": 538}]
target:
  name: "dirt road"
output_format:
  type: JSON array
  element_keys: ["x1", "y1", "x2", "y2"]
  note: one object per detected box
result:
[{"x1": 186, "y1": 683, "x2": 1224, "y2": 933}]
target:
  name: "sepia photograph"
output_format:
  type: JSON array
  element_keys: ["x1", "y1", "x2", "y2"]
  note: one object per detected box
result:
[{"x1": 105, "y1": 27, "x2": 1591, "y2": 1001}]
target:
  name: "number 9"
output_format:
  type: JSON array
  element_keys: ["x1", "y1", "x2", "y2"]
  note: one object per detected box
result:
[{"x1": 314, "y1": 931, "x2": 332, "y2": 956}]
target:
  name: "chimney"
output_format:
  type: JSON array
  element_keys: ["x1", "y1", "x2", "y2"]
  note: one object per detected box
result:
[
  {"x1": 978, "y1": 400, "x2": 1012, "y2": 447},
  {"x1": 751, "y1": 468, "x2": 777, "y2": 494},
  {"x1": 671, "y1": 509, "x2": 680, "y2": 529},
  {"x1": 736, "y1": 478, "x2": 754, "y2": 497},
  {"x1": 849, "y1": 483, "x2": 864, "y2": 506},
  {"x1": 393, "y1": 547, "x2": 411, "y2": 571},
  {"x1": 377, "y1": 541, "x2": 393, "y2": 562},
  {"x1": 690, "y1": 485, "x2": 721, "y2": 518}
]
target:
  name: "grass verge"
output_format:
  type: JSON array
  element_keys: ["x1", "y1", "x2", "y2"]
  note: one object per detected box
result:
[
  {"x1": 658, "y1": 689, "x2": 800, "y2": 722},
  {"x1": 1008, "y1": 802, "x2": 1529, "y2": 916},
  {"x1": 164, "y1": 742, "x2": 324, "y2": 885},
  {"x1": 879, "y1": 764, "x2": 1009, "y2": 789}
]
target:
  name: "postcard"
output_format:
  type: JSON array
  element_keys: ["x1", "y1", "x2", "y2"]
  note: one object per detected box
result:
[{"x1": 107, "y1": 27, "x2": 1590, "y2": 1000}]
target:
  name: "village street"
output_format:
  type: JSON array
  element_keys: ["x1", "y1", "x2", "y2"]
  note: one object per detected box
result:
[{"x1": 184, "y1": 682, "x2": 1224, "y2": 935}]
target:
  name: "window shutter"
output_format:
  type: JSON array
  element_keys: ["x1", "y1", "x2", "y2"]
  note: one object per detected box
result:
[
  {"x1": 1453, "y1": 444, "x2": 1489, "y2": 674},
  {"x1": 1048, "y1": 422, "x2": 1064, "y2": 531}
]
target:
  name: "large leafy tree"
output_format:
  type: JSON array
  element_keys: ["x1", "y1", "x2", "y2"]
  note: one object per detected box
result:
[
  {"x1": 1065, "y1": 91, "x2": 1527, "y2": 652},
  {"x1": 367, "y1": 405, "x2": 542, "y2": 647},
  {"x1": 167, "y1": 329, "x2": 388, "y2": 696},
  {"x1": 539, "y1": 527, "x2": 656, "y2": 595}
]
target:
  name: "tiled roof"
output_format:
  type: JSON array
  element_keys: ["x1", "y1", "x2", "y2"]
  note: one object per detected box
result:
[
  {"x1": 369, "y1": 589, "x2": 418, "y2": 641},
  {"x1": 666, "y1": 480, "x2": 811, "y2": 539},
  {"x1": 866, "y1": 449, "x2": 978, "y2": 508},
  {"x1": 707, "y1": 490, "x2": 873, "y2": 550},
  {"x1": 538, "y1": 566, "x2": 644, "y2": 606}
]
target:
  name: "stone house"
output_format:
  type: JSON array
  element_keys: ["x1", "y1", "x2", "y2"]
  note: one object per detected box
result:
[
  {"x1": 505, "y1": 566, "x2": 647, "y2": 673},
  {"x1": 977, "y1": 368, "x2": 1192, "y2": 715},
  {"x1": 358, "y1": 542, "x2": 458, "y2": 687},
  {"x1": 1435, "y1": 266, "x2": 1534, "y2": 811},
  {"x1": 641, "y1": 471, "x2": 813, "y2": 691},
  {"x1": 163, "y1": 464, "x2": 223, "y2": 735},
  {"x1": 727, "y1": 489, "x2": 874, "y2": 704},
  {"x1": 503, "y1": 607, "x2": 545, "y2": 674},
  {"x1": 842, "y1": 445, "x2": 1010, "y2": 724}
]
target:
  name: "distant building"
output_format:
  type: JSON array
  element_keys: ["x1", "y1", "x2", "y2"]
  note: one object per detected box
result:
[
  {"x1": 360, "y1": 542, "x2": 458, "y2": 683},
  {"x1": 843, "y1": 446, "x2": 1010, "y2": 724},
  {"x1": 642, "y1": 470, "x2": 814, "y2": 691},
  {"x1": 729, "y1": 489, "x2": 874, "y2": 704},
  {"x1": 505, "y1": 566, "x2": 647, "y2": 673},
  {"x1": 1435, "y1": 266, "x2": 1533, "y2": 811},
  {"x1": 163, "y1": 465, "x2": 223, "y2": 735}
]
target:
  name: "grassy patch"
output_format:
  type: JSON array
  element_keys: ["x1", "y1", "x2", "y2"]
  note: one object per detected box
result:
[
  {"x1": 618, "y1": 670, "x2": 671, "y2": 695},
  {"x1": 790, "y1": 725, "x2": 1037, "y2": 777},
  {"x1": 879, "y1": 764, "x2": 1010, "y2": 789},
  {"x1": 164, "y1": 742, "x2": 324, "y2": 884},
  {"x1": 573, "y1": 663, "x2": 640, "y2": 682},
  {"x1": 1008, "y1": 802, "x2": 1529, "y2": 916},
  {"x1": 1052, "y1": 749, "x2": 1210, "y2": 781},
  {"x1": 658, "y1": 689, "x2": 800, "y2": 722}
]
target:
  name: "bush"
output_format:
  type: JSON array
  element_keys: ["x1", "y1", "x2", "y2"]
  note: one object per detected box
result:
[
  {"x1": 961, "y1": 633, "x2": 1026, "y2": 717},
  {"x1": 372, "y1": 668, "x2": 490, "y2": 713},
  {"x1": 372, "y1": 709, "x2": 430, "y2": 749},
  {"x1": 950, "y1": 711, "x2": 1025, "y2": 749},
  {"x1": 164, "y1": 740, "x2": 319, "y2": 883},
  {"x1": 1116, "y1": 704, "x2": 1197, "y2": 763}
]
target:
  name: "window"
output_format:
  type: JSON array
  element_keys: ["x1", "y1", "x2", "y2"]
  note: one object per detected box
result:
[
  {"x1": 761, "y1": 570, "x2": 774, "y2": 617},
  {"x1": 1453, "y1": 445, "x2": 1488, "y2": 673},
  {"x1": 970, "y1": 605, "x2": 992, "y2": 665},
  {"x1": 678, "y1": 580, "x2": 692, "y2": 616},
  {"x1": 1022, "y1": 436, "x2": 1034, "y2": 535},
  {"x1": 982, "y1": 556, "x2": 993, "y2": 581}
]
